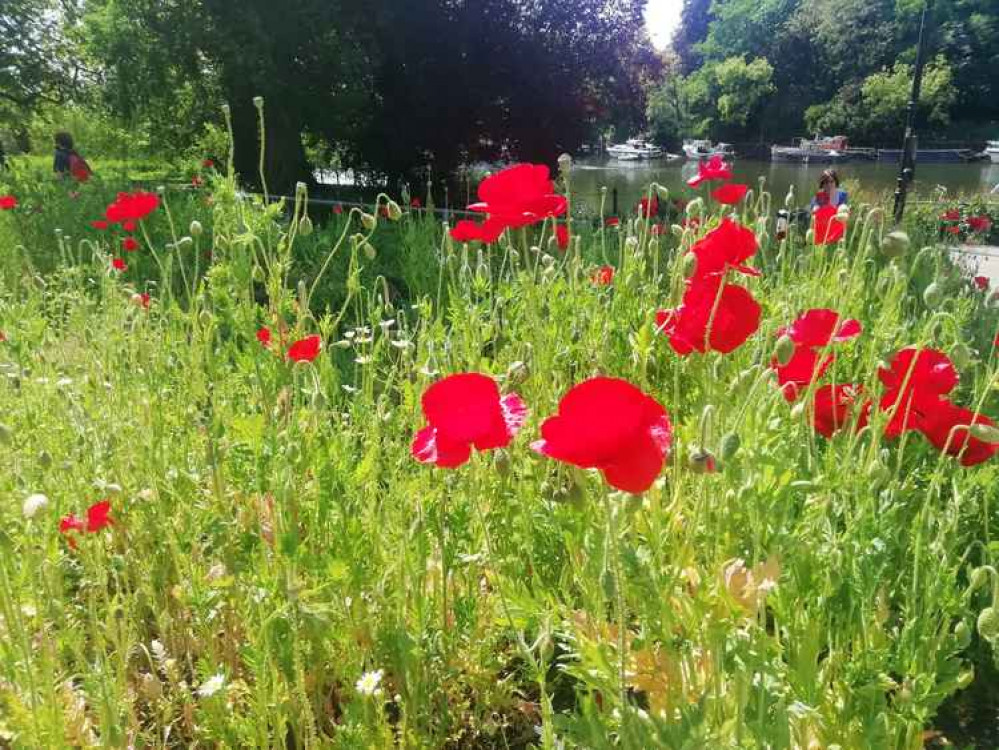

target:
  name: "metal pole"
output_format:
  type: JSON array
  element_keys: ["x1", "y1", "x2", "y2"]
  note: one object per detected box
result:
[{"x1": 892, "y1": 1, "x2": 931, "y2": 225}]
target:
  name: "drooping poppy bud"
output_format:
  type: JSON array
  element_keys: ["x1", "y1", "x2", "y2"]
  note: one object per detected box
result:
[
  {"x1": 881, "y1": 231, "x2": 910, "y2": 258},
  {"x1": 923, "y1": 283, "x2": 943, "y2": 309},
  {"x1": 299, "y1": 216, "x2": 314, "y2": 236}
]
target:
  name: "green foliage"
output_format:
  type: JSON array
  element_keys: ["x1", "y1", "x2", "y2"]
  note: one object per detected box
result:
[
  {"x1": 668, "y1": 55, "x2": 775, "y2": 138},
  {"x1": 805, "y1": 57, "x2": 957, "y2": 144}
]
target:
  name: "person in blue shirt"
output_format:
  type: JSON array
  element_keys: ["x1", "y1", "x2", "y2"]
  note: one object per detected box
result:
[{"x1": 810, "y1": 169, "x2": 848, "y2": 209}]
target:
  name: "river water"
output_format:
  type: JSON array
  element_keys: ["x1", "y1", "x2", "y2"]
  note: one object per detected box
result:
[{"x1": 571, "y1": 157, "x2": 999, "y2": 215}]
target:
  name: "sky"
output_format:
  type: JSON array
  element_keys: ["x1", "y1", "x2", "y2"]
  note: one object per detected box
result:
[{"x1": 644, "y1": 0, "x2": 684, "y2": 50}]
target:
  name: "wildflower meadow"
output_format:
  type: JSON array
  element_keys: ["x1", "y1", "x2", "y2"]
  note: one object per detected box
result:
[{"x1": 2, "y1": 122, "x2": 999, "y2": 749}]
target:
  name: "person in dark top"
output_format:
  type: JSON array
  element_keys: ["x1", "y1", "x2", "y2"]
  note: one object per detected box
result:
[{"x1": 53, "y1": 131, "x2": 92, "y2": 181}]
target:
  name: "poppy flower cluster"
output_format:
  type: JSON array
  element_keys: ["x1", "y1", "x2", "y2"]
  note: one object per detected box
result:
[
  {"x1": 0, "y1": 195, "x2": 17, "y2": 211},
  {"x1": 878, "y1": 348, "x2": 998, "y2": 466},
  {"x1": 105, "y1": 191, "x2": 159, "y2": 224},
  {"x1": 771, "y1": 309, "x2": 862, "y2": 401},
  {"x1": 449, "y1": 164, "x2": 567, "y2": 244},
  {"x1": 257, "y1": 327, "x2": 321, "y2": 363},
  {"x1": 656, "y1": 218, "x2": 762, "y2": 356},
  {"x1": 412, "y1": 374, "x2": 671, "y2": 493},
  {"x1": 60, "y1": 500, "x2": 113, "y2": 548}
]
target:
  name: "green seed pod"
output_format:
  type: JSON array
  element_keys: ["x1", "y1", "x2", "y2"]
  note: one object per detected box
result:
[
  {"x1": 386, "y1": 200, "x2": 402, "y2": 221},
  {"x1": 923, "y1": 283, "x2": 944, "y2": 309},
  {"x1": 670, "y1": 224, "x2": 684, "y2": 237},
  {"x1": 969, "y1": 567, "x2": 991, "y2": 592},
  {"x1": 655, "y1": 184, "x2": 669, "y2": 201},
  {"x1": 978, "y1": 607, "x2": 999, "y2": 641},
  {"x1": 775, "y1": 335, "x2": 796, "y2": 367},
  {"x1": 176, "y1": 236, "x2": 194, "y2": 251},
  {"x1": 682, "y1": 252, "x2": 698, "y2": 279},
  {"x1": 881, "y1": 230, "x2": 910, "y2": 258},
  {"x1": 363, "y1": 242, "x2": 377, "y2": 260},
  {"x1": 494, "y1": 449, "x2": 511, "y2": 477},
  {"x1": 719, "y1": 432, "x2": 741, "y2": 461},
  {"x1": 252, "y1": 95, "x2": 264, "y2": 109},
  {"x1": 952, "y1": 342, "x2": 973, "y2": 369},
  {"x1": 954, "y1": 621, "x2": 972, "y2": 650},
  {"x1": 969, "y1": 423, "x2": 999, "y2": 444},
  {"x1": 361, "y1": 213, "x2": 377, "y2": 231},
  {"x1": 867, "y1": 462, "x2": 891, "y2": 489},
  {"x1": 0, "y1": 423, "x2": 12, "y2": 445},
  {"x1": 38, "y1": 450, "x2": 52, "y2": 470},
  {"x1": 298, "y1": 216, "x2": 314, "y2": 237},
  {"x1": 189, "y1": 220, "x2": 204, "y2": 237}
]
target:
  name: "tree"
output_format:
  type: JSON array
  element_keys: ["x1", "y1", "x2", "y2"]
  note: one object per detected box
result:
[
  {"x1": 678, "y1": 56, "x2": 775, "y2": 139},
  {"x1": 672, "y1": 0, "x2": 712, "y2": 74},
  {"x1": 804, "y1": 57, "x2": 957, "y2": 144}
]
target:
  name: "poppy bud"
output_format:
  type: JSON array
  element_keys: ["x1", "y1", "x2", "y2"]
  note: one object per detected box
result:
[
  {"x1": 682, "y1": 252, "x2": 698, "y2": 279},
  {"x1": 386, "y1": 200, "x2": 402, "y2": 221},
  {"x1": 494, "y1": 449, "x2": 511, "y2": 477},
  {"x1": 867, "y1": 462, "x2": 891, "y2": 489},
  {"x1": 176, "y1": 237, "x2": 194, "y2": 251},
  {"x1": 923, "y1": 283, "x2": 943, "y2": 309},
  {"x1": 253, "y1": 96, "x2": 264, "y2": 109},
  {"x1": 655, "y1": 184, "x2": 669, "y2": 201},
  {"x1": 221, "y1": 103, "x2": 231, "y2": 116},
  {"x1": 361, "y1": 213, "x2": 377, "y2": 231},
  {"x1": 784, "y1": 187, "x2": 795, "y2": 209},
  {"x1": 671, "y1": 224, "x2": 683, "y2": 237},
  {"x1": 190, "y1": 220, "x2": 203, "y2": 237},
  {"x1": 0, "y1": 423, "x2": 12, "y2": 444},
  {"x1": 952, "y1": 342, "x2": 973, "y2": 369},
  {"x1": 363, "y1": 242, "x2": 377, "y2": 260},
  {"x1": 685, "y1": 198, "x2": 703, "y2": 217},
  {"x1": 506, "y1": 360, "x2": 529, "y2": 385},
  {"x1": 687, "y1": 448, "x2": 717, "y2": 474},
  {"x1": 38, "y1": 450, "x2": 52, "y2": 469},
  {"x1": 720, "y1": 432, "x2": 741, "y2": 461},
  {"x1": 969, "y1": 566, "x2": 991, "y2": 592},
  {"x1": 790, "y1": 402, "x2": 806, "y2": 420},
  {"x1": 957, "y1": 669, "x2": 975, "y2": 690},
  {"x1": 295, "y1": 181, "x2": 307, "y2": 198},
  {"x1": 954, "y1": 621, "x2": 972, "y2": 650},
  {"x1": 624, "y1": 236, "x2": 639, "y2": 254},
  {"x1": 970, "y1": 423, "x2": 999, "y2": 444},
  {"x1": 978, "y1": 607, "x2": 999, "y2": 641},
  {"x1": 881, "y1": 231, "x2": 910, "y2": 258},
  {"x1": 299, "y1": 216, "x2": 314, "y2": 236},
  {"x1": 298, "y1": 279, "x2": 308, "y2": 308},
  {"x1": 774, "y1": 335, "x2": 796, "y2": 367}
]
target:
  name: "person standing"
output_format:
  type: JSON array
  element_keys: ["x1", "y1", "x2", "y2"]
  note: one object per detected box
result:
[
  {"x1": 810, "y1": 169, "x2": 848, "y2": 209},
  {"x1": 53, "y1": 131, "x2": 92, "y2": 182}
]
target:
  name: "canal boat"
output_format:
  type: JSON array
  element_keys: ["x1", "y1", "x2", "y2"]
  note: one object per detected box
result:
[
  {"x1": 607, "y1": 138, "x2": 666, "y2": 160},
  {"x1": 682, "y1": 139, "x2": 736, "y2": 159}
]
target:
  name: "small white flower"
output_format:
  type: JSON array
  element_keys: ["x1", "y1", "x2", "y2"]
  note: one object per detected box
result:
[
  {"x1": 355, "y1": 669, "x2": 383, "y2": 697},
  {"x1": 197, "y1": 673, "x2": 226, "y2": 698},
  {"x1": 22, "y1": 493, "x2": 49, "y2": 519}
]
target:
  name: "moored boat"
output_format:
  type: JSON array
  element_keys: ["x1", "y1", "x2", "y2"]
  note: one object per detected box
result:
[
  {"x1": 607, "y1": 138, "x2": 665, "y2": 160},
  {"x1": 682, "y1": 139, "x2": 736, "y2": 159},
  {"x1": 771, "y1": 135, "x2": 851, "y2": 163},
  {"x1": 986, "y1": 141, "x2": 999, "y2": 164}
]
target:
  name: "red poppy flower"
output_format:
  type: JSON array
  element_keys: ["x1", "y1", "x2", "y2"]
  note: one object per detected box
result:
[
  {"x1": 202, "y1": 158, "x2": 215, "y2": 169},
  {"x1": 90, "y1": 219, "x2": 108, "y2": 230},
  {"x1": 918, "y1": 398, "x2": 999, "y2": 467},
  {"x1": 257, "y1": 327, "x2": 272, "y2": 346},
  {"x1": 656, "y1": 278, "x2": 761, "y2": 356},
  {"x1": 813, "y1": 205, "x2": 845, "y2": 245},
  {"x1": 687, "y1": 155, "x2": 732, "y2": 188},
  {"x1": 941, "y1": 209, "x2": 960, "y2": 222},
  {"x1": 773, "y1": 347, "x2": 833, "y2": 402},
  {"x1": 122, "y1": 220, "x2": 136, "y2": 232},
  {"x1": 532, "y1": 377, "x2": 671, "y2": 494},
  {"x1": 287, "y1": 335, "x2": 321, "y2": 363},
  {"x1": 112, "y1": 258, "x2": 127, "y2": 271},
  {"x1": 0, "y1": 195, "x2": 17, "y2": 210},
  {"x1": 60, "y1": 500, "x2": 113, "y2": 547},
  {"x1": 784, "y1": 309, "x2": 862, "y2": 347},
  {"x1": 105, "y1": 191, "x2": 159, "y2": 224},
  {"x1": 412, "y1": 373, "x2": 527, "y2": 468},
  {"x1": 135, "y1": 292, "x2": 151, "y2": 309},
  {"x1": 591, "y1": 265, "x2": 615, "y2": 285},
  {"x1": 122, "y1": 236, "x2": 139, "y2": 252},
  {"x1": 711, "y1": 183, "x2": 749, "y2": 205},
  {"x1": 878, "y1": 348, "x2": 958, "y2": 437},
  {"x1": 944, "y1": 225, "x2": 961, "y2": 235},
  {"x1": 556, "y1": 223, "x2": 570, "y2": 251},
  {"x1": 638, "y1": 196, "x2": 659, "y2": 218},
  {"x1": 968, "y1": 215, "x2": 992, "y2": 234},
  {"x1": 467, "y1": 164, "x2": 567, "y2": 230},
  {"x1": 0, "y1": 331, "x2": 6, "y2": 342},
  {"x1": 332, "y1": 204, "x2": 344, "y2": 215},
  {"x1": 812, "y1": 384, "x2": 871, "y2": 438},
  {"x1": 686, "y1": 217, "x2": 760, "y2": 282},
  {"x1": 605, "y1": 217, "x2": 620, "y2": 228},
  {"x1": 974, "y1": 276, "x2": 989, "y2": 291},
  {"x1": 410, "y1": 197, "x2": 422, "y2": 209},
  {"x1": 450, "y1": 218, "x2": 504, "y2": 244},
  {"x1": 681, "y1": 216, "x2": 701, "y2": 230}
]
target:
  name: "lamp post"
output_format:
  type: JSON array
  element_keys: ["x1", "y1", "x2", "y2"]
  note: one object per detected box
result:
[{"x1": 892, "y1": 1, "x2": 931, "y2": 225}]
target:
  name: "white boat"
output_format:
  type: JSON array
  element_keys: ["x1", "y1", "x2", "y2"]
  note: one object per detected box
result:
[
  {"x1": 987, "y1": 141, "x2": 999, "y2": 164},
  {"x1": 683, "y1": 139, "x2": 736, "y2": 159},
  {"x1": 607, "y1": 138, "x2": 664, "y2": 160}
]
